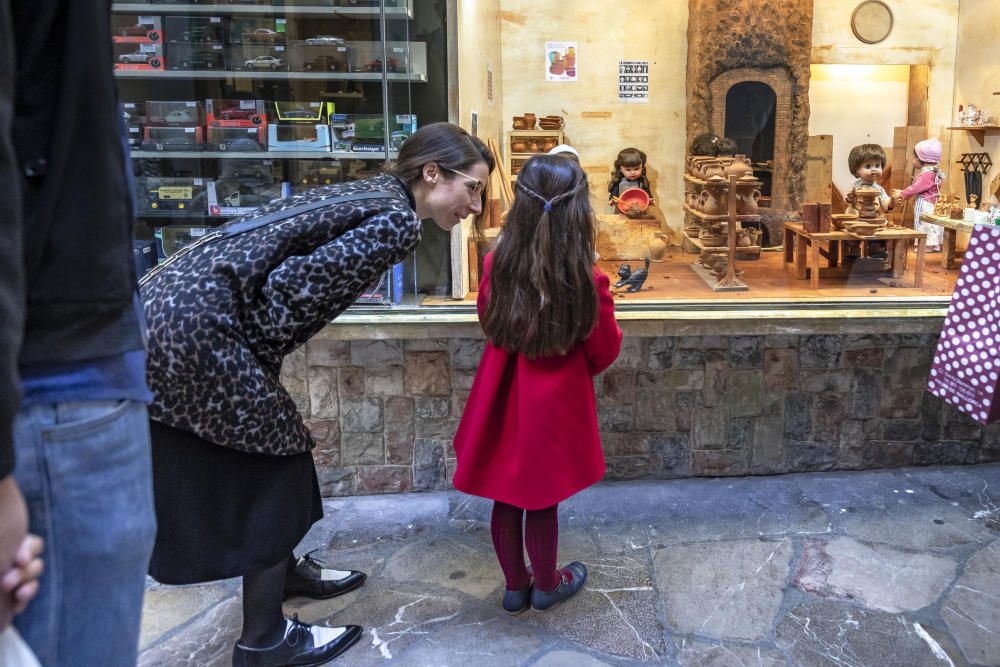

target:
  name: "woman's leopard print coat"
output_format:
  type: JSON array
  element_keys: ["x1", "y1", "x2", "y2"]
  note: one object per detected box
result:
[{"x1": 141, "y1": 175, "x2": 421, "y2": 456}]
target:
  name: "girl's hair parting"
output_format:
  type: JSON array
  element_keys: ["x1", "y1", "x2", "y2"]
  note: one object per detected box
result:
[{"x1": 481, "y1": 155, "x2": 598, "y2": 359}]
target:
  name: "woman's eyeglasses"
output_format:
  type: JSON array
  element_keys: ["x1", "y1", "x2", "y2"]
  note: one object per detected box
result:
[{"x1": 442, "y1": 166, "x2": 485, "y2": 198}]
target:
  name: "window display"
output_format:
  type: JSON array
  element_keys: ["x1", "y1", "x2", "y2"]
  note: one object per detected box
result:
[{"x1": 114, "y1": 0, "x2": 444, "y2": 300}]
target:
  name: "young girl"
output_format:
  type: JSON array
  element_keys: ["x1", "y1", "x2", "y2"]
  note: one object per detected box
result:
[
  {"x1": 453, "y1": 155, "x2": 622, "y2": 614},
  {"x1": 893, "y1": 138, "x2": 945, "y2": 252},
  {"x1": 608, "y1": 147, "x2": 653, "y2": 210}
]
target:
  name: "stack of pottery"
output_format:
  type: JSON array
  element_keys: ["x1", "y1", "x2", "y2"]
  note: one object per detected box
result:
[
  {"x1": 538, "y1": 115, "x2": 564, "y2": 130},
  {"x1": 735, "y1": 174, "x2": 763, "y2": 215}
]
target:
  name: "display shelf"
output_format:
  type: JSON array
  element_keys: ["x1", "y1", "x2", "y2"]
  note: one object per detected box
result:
[
  {"x1": 115, "y1": 70, "x2": 427, "y2": 82},
  {"x1": 131, "y1": 149, "x2": 397, "y2": 160},
  {"x1": 690, "y1": 263, "x2": 748, "y2": 292},
  {"x1": 112, "y1": 3, "x2": 413, "y2": 19},
  {"x1": 683, "y1": 204, "x2": 762, "y2": 223},
  {"x1": 506, "y1": 129, "x2": 563, "y2": 182},
  {"x1": 947, "y1": 125, "x2": 1000, "y2": 147}
]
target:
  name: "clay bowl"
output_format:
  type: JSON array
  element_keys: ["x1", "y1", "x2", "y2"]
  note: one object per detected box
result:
[
  {"x1": 699, "y1": 233, "x2": 727, "y2": 247},
  {"x1": 685, "y1": 224, "x2": 701, "y2": 238},
  {"x1": 845, "y1": 222, "x2": 880, "y2": 237},
  {"x1": 830, "y1": 213, "x2": 857, "y2": 230}
]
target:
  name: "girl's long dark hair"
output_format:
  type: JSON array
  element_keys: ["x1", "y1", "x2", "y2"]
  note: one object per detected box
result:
[
  {"x1": 482, "y1": 155, "x2": 597, "y2": 359},
  {"x1": 607, "y1": 147, "x2": 651, "y2": 198}
]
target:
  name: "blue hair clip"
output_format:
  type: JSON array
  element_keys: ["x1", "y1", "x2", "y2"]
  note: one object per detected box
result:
[{"x1": 543, "y1": 201, "x2": 553, "y2": 212}]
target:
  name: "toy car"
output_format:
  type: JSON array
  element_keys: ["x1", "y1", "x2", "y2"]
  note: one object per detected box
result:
[
  {"x1": 225, "y1": 162, "x2": 270, "y2": 179},
  {"x1": 276, "y1": 107, "x2": 317, "y2": 119},
  {"x1": 120, "y1": 24, "x2": 160, "y2": 41},
  {"x1": 217, "y1": 136, "x2": 264, "y2": 151},
  {"x1": 180, "y1": 26, "x2": 217, "y2": 43},
  {"x1": 243, "y1": 28, "x2": 282, "y2": 43},
  {"x1": 181, "y1": 51, "x2": 224, "y2": 69},
  {"x1": 163, "y1": 109, "x2": 197, "y2": 124},
  {"x1": 244, "y1": 55, "x2": 284, "y2": 70},
  {"x1": 298, "y1": 166, "x2": 341, "y2": 186},
  {"x1": 304, "y1": 35, "x2": 345, "y2": 45},
  {"x1": 363, "y1": 58, "x2": 403, "y2": 73},
  {"x1": 218, "y1": 106, "x2": 262, "y2": 122},
  {"x1": 302, "y1": 55, "x2": 346, "y2": 72},
  {"x1": 119, "y1": 50, "x2": 153, "y2": 64}
]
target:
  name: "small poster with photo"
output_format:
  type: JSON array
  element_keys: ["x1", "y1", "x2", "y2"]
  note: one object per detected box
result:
[{"x1": 545, "y1": 42, "x2": 577, "y2": 82}]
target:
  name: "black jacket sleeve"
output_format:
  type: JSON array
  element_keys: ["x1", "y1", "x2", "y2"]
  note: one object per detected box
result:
[{"x1": 0, "y1": 0, "x2": 26, "y2": 477}]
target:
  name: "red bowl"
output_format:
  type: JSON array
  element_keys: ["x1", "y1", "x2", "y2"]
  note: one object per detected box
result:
[{"x1": 616, "y1": 187, "x2": 650, "y2": 215}]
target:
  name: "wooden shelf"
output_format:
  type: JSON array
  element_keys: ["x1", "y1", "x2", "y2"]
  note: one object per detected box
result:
[
  {"x1": 947, "y1": 125, "x2": 1000, "y2": 147},
  {"x1": 116, "y1": 70, "x2": 426, "y2": 82},
  {"x1": 683, "y1": 204, "x2": 761, "y2": 223}
]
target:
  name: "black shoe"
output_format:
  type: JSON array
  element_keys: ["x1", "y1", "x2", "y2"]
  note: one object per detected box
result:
[
  {"x1": 501, "y1": 580, "x2": 532, "y2": 615},
  {"x1": 233, "y1": 615, "x2": 362, "y2": 667},
  {"x1": 284, "y1": 551, "x2": 367, "y2": 601},
  {"x1": 530, "y1": 562, "x2": 587, "y2": 612}
]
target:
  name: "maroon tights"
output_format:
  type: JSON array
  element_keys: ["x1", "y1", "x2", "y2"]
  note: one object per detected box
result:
[{"x1": 490, "y1": 501, "x2": 560, "y2": 592}]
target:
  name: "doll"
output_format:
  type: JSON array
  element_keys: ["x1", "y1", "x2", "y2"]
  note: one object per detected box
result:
[
  {"x1": 608, "y1": 147, "x2": 653, "y2": 210},
  {"x1": 846, "y1": 143, "x2": 893, "y2": 259},
  {"x1": 892, "y1": 138, "x2": 945, "y2": 252}
]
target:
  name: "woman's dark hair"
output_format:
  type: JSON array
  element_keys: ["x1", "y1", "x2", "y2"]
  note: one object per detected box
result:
[
  {"x1": 482, "y1": 155, "x2": 597, "y2": 359},
  {"x1": 608, "y1": 147, "x2": 651, "y2": 200},
  {"x1": 388, "y1": 122, "x2": 494, "y2": 186}
]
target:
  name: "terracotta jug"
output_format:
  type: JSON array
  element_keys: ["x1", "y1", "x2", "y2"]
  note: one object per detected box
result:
[
  {"x1": 725, "y1": 154, "x2": 753, "y2": 179},
  {"x1": 699, "y1": 176, "x2": 728, "y2": 215},
  {"x1": 648, "y1": 233, "x2": 669, "y2": 261}
]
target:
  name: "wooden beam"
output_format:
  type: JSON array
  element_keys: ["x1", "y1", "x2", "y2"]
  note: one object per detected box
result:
[{"x1": 906, "y1": 65, "x2": 929, "y2": 128}]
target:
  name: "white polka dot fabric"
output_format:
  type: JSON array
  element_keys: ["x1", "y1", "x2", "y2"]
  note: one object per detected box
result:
[{"x1": 927, "y1": 224, "x2": 1000, "y2": 425}]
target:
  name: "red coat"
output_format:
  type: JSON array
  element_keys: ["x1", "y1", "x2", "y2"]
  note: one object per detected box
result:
[{"x1": 452, "y1": 252, "x2": 623, "y2": 510}]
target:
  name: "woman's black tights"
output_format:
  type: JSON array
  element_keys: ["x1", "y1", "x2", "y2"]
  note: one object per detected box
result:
[{"x1": 240, "y1": 557, "x2": 288, "y2": 648}]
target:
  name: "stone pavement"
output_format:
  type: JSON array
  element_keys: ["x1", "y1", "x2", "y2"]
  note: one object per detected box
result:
[{"x1": 139, "y1": 464, "x2": 1000, "y2": 666}]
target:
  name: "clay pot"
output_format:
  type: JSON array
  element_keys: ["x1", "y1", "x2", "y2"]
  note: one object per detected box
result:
[
  {"x1": 685, "y1": 224, "x2": 701, "y2": 238},
  {"x1": 700, "y1": 160, "x2": 725, "y2": 179},
  {"x1": 512, "y1": 116, "x2": 527, "y2": 130},
  {"x1": 852, "y1": 186, "x2": 881, "y2": 219},
  {"x1": 699, "y1": 176, "x2": 729, "y2": 216},
  {"x1": 689, "y1": 156, "x2": 716, "y2": 178},
  {"x1": 736, "y1": 227, "x2": 759, "y2": 247},
  {"x1": 685, "y1": 191, "x2": 700, "y2": 209},
  {"x1": 522, "y1": 113, "x2": 537, "y2": 128},
  {"x1": 541, "y1": 137, "x2": 558, "y2": 152},
  {"x1": 527, "y1": 140, "x2": 541, "y2": 152},
  {"x1": 648, "y1": 233, "x2": 669, "y2": 261},
  {"x1": 511, "y1": 140, "x2": 528, "y2": 153},
  {"x1": 699, "y1": 231, "x2": 726, "y2": 247},
  {"x1": 735, "y1": 180, "x2": 762, "y2": 215},
  {"x1": 725, "y1": 154, "x2": 753, "y2": 179}
]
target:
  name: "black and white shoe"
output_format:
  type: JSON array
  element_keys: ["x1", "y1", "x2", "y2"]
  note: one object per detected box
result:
[
  {"x1": 284, "y1": 551, "x2": 367, "y2": 601},
  {"x1": 233, "y1": 615, "x2": 362, "y2": 667}
]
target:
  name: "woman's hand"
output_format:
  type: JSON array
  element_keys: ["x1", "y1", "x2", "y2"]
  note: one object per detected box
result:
[{"x1": 2, "y1": 534, "x2": 44, "y2": 616}]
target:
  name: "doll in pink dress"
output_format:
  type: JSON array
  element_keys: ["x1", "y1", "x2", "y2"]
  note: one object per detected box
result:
[{"x1": 893, "y1": 138, "x2": 944, "y2": 252}]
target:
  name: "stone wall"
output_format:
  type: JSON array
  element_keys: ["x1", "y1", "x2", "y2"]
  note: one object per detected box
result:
[{"x1": 282, "y1": 330, "x2": 1000, "y2": 497}]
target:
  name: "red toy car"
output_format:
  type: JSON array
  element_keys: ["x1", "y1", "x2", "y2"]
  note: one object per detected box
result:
[{"x1": 219, "y1": 106, "x2": 262, "y2": 122}]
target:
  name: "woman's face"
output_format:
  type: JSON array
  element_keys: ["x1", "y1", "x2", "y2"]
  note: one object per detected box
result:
[{"x1": 419, "y1": 161, "x2": 489, "y2": 230}]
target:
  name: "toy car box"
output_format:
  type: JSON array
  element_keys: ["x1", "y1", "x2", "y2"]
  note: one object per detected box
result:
[
  {"x1": 207, "y1": 180, "x2": 291, "y2": 217},
  {"x1": 206, "y1": 99, "x2": 267, "y2": 127},
  {"x1": 228, "y1": 18, "x2": 287, "y2": 45},
  {"x1": 334, "y1": 114, "x2": 416, "y2": 152},
  {"x1": 114, "y1": 42, "x2": 164, "y2": 71},
  {"x1": 354, "y1": 262, "x2": 403, "y2": 305},
  {"x1": 168, "y1": 44, "x2": 226, "y2": 71},
  {"x1": 145, "y1": 101, "x2": 204, "y2": 127},
  {"x1": 164, "y1": 16, "x2": 225, "y2": 44},
  {"x1": 133, "y1": 239, "x2": 158, "y2": 278},
  {"x1": 350, "y1": 41, "x2": 410, "y2": 74},
  {"x1": 111, "y1": 15, "x2": 163, "y2": 44},
  {"x1": 288, "y1": 37, "x2": 353, "y2": 72},
  {"x1": 273, "y1": 101, "x2": 333, "y2": 123},
  {"x1": 290, "y1": 160, "x2": 342, "y2": 189},
  {"x1": 154, "y1": 225, "x2": 213, "y2": 261},
  {"x1": 217, "y1": 159, "x2": 273, "y2": 182},
  {"x1": 142, "y1": 126, "x2": 205, "y2": 152},
  {"x1": 267, "y1": 124, "x2": 331, "y2": 152},
  {"x1": 206, "y1": 126, "x2": 267, "y2": 152},
  {"x1": 137, "y1": 177, "x2": 207, "y2": 215}
]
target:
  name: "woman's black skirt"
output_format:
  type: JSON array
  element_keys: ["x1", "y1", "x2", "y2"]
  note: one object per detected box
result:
[{"x1": 148, "y1": 420, "x2": 323, "y2": 584}]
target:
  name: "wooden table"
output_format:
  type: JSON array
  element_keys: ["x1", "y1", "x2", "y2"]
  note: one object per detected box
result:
[
  {"x1": 918, "y1": 212, "x2": 979, "y2": 269},
  {"x1": 783, "y1": 222, "x2": 926, "y2": 289}
]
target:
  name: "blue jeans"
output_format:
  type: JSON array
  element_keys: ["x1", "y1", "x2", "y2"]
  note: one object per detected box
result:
[{"x1": 12, "y1": 400, "x2": 156, "y2": 667}]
